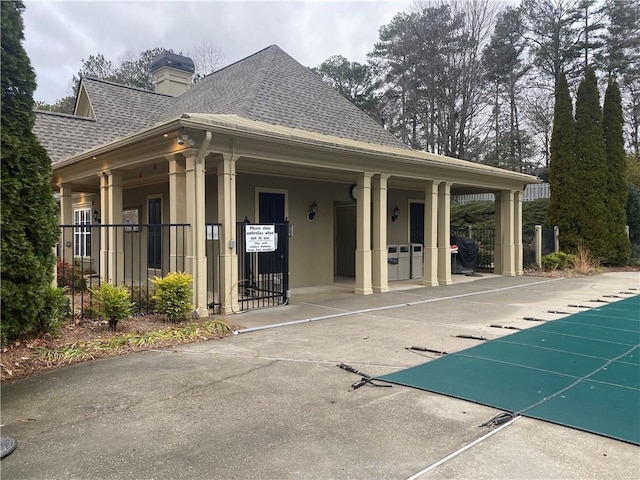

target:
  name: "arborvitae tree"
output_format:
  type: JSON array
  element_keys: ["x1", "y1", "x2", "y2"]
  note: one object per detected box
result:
[
  {"x1": 603, "y1": 79, "x2": 631, "y2": 264},
  {"x1": 573, "y1": 66, "x2": 608, "y2": 259},
  {"x1": 547, "y1": 72, "x2": 577, "y2": 249},
  {"x1": 1, "y1": 1, "x2": 59, "y2": 342}
]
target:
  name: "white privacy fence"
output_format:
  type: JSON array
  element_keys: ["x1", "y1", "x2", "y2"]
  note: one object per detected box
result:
[{"x1": 453, "y1": 183, "x2": 550, "y2": 204}]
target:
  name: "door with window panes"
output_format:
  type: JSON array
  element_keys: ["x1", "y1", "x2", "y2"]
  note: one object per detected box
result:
[{"x1": 74, "y1": 208, "x2": 91, "y2": 258}]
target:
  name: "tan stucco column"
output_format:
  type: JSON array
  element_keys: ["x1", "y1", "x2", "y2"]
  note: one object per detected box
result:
[
  {"x1": 514, "y1": 190, "x2": 523, "y2": 275},
  {"x1": 97, "y1": 173, "x2": 109, "y2": 281},
  {"x1": 355, "y1": 172, "x2": 373, "y2": 295},
  {"x1": 58, "y1": 184, "x2": 74, "y2": 262},
  {"x1": 185, "y1": 150, "x2": 208, "y2": 316},
  {"x1": 168, "y1": 155, "x2": 186, "y2": 272},
  {"x1": 494, "y1": 192, "x2": 503, "y2": 273},
  {"x1": 498, "y1": 190, "x2": 516, "y2": 276},
  {"x1": 372, "y1": 174, "x2": 389, "y2": 293},
  {"x1": 217, "y1": 153, "x2": 239, "y2": 313},
  {"x1": 423, "y1": 180, "x2": 439, "y2": 287},
  {"x1": 437, "y1": 181, "x2": 452, "y2": 286},
  {"x1": 105, "y1": 170, "x2": 124, "y2": 285}
]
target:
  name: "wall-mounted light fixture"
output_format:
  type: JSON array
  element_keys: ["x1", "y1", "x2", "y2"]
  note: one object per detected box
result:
[
  {"x1": 391, "y1": 205, "x2": 399, "y2": 222},
  {"x1": 307, "y1": 200, "x2": 318, "y2": 221},
  {"x1": 177, "y1": 129, "x2": 195, "y2": 147},
  {"x1": 92, "y1": 201, "x2": 101, "y2": 224}
]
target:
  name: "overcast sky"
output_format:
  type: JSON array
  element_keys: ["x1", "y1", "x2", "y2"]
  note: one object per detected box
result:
[{"x1": 23, "y1": 0, "x2": 413, "y2": 104}]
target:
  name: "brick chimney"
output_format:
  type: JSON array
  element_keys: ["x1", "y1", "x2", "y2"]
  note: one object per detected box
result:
[{"x1": 150, "y1": 52, "x2": 195, "y2": 96}]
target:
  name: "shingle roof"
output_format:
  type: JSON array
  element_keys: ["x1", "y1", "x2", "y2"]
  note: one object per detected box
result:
[
  {"x1": 35, "y1": 44, "x2": 405, "y2": 162},
  {"x1": 168, "y1": 45, "x2": 405, "y2": 148},
  {"x1": 35, "y1": 79, "x2": 173, "y2": 163},
  {"x1": 33, "y1": 111, "x2": 98, "y2": 162},
  {"x1": 81, "y1": 78, "x2": 173, "y2": 136}
]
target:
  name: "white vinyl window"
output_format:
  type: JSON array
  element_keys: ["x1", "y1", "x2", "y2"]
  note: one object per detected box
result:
[{"x1": 74, "y1": 208, "x2": 91, "y2": 257}]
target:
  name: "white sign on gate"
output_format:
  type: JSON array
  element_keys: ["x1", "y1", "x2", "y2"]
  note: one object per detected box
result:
[{"x1": 245, "y1": 224, "x2": 277, "y2": 252}]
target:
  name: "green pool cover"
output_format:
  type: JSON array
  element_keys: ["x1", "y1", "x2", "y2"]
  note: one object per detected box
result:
[{"x1": 378, "y1": 295, "x2": 640, "y2": 445}]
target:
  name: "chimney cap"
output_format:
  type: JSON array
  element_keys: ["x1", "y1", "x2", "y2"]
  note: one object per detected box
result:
[{"x1": 150, "y1": 52, "x2": 195, "y2": 74}]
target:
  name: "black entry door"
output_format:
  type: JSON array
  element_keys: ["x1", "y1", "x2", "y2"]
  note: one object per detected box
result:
[
  {"x1": 258, "y1": 192, "x2": 285, "y2": 274},
  {"x1": 259, "y1": 192, "x2": 285, "y2": 223},
  {"x1": 410, "y1": 202, "x2": 424, "y2": 245},
  {"x1": 148, "y1": 198, "x2": 162, "y2": 269},
  {"x1": 335, "y1": 205, "x2": 356, "y2": 277}
]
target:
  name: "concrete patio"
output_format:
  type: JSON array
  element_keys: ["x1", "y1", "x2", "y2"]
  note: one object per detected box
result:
[{"x1": 2, "y1": 272, "x2": 638, "y2": 479}]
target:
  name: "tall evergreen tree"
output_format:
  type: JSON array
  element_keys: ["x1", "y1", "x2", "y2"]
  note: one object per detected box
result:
[
  {"x1": 483, "y1": 7, "x2": 530, "y2": 171},
  {"x1": 547, "y1": 72, "x2": 577, "y2": 248},
  {"x1": 1, "y1": 1, "x2": 59, "y2": 341},
  {"x1": 598, "y1": 0, "x2": 640, "y2": 157},
  {"x1": 603, "y1": 78, "x2": 631, "y2": 264},
  {"x1": 312, "y1": 55, "x2": 381, "y2": 120},
  {"x1": 573, "y1": 66, "x2": 608, "y2": 258},
  {"x1": 522, "y1": 0, "x2": 583, "y2": 88}
]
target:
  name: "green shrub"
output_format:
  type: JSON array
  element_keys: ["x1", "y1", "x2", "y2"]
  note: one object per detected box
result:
[
  {"x1": 37, "y1": 286, "x2": 70, "y2": 335},
  {"x1": 541, "y1": 251, "x2": 573, "y2": 271},
  {"x1": 451, "y1": 201, "x2": 495, "y2": 229},
  {"x1": 91, "y1": 283, "x2": 133, "y2": 331},
  {"x1": 152, "y1": 272, "x2": 193, "y2": 323},
  {"x1": 1, "y1": 1, "x2": 59, "y2": 345}
]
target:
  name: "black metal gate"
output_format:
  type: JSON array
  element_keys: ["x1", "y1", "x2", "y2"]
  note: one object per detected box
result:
[
  {"x1": 451, "y1": 227, "x2": 495, "y2": 272},
  {"x1": 237, "y1": 221, "x2": 290, "y2": 311}
]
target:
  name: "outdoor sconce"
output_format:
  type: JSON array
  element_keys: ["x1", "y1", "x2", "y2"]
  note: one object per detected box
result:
[
  {"x1": 92, "y1": 201, "x2": 101, "y2": 224},
  {"x1": 391, "y1": 205, "x2": 399, "y2": 222},
  {"x1": 307, "y1": 200, "x2": 318, "y2": 221},
  {"x1": 177, "y1": 129, "x2": 195, "y2": 147}
]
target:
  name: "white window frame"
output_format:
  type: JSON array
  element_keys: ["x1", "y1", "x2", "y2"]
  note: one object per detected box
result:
[{"x1": 74, "y1": 208, "x2": 92, "y2": 258}]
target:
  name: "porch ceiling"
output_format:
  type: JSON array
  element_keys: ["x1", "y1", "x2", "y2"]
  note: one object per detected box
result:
[{"x1": 232, "y1": 158, "x2": 502, "y2": 195}]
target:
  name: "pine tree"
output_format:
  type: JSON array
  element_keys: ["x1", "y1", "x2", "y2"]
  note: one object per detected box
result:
[
  {"x1": 573, "y1": 66, "x2": 608, "y2": 259},
  {"x1": 603, "y1": 79, "x2": 631, "y2": 264},
  {"x1": 548, "y1": 72, "x2": 578, "y2": 249},
  {"x1": 1, "y1": 1, "x2": 59, "y2": 342}
]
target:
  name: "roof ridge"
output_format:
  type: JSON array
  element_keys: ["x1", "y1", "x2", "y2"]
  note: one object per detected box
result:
[
  {"x1": 82, "y1": 77, "x2": 173, "y2": 97},
  {"x1": 236, "y1": 45, "x2": 278, "y2": 116},
  {"x1": 203, "y1": 44, "x2": 278, "y2": 79},
  {"x1": 34, "y1": 109, "x2": 96, "y2": 122}
]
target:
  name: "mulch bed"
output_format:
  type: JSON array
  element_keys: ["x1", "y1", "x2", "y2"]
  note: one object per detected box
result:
[{"x1": 1, "y1": 315, "x2": 235, "y2": 382}]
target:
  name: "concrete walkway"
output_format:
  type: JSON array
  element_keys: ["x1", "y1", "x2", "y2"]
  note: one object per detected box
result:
[{"x1": 2, "y1": 272, "x2": 639, "y2": 479}]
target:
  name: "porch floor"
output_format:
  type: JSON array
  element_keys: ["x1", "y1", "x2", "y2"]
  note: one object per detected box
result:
[{"x1": 288, "y1": 272, "x2": 499, "y2": 305}]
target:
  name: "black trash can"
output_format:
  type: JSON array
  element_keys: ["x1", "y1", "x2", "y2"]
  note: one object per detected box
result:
[{"x1": 451, "y1": 236, "x2": 478, "y2": 274}]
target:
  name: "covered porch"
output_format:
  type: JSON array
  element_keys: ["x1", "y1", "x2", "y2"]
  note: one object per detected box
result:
[{"x1": 52, "y1": 114, "x2": 535, "y2": 317}]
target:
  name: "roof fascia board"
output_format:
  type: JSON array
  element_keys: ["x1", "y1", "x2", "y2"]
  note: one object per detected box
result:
[
  {"x1": 208, "y1": 128, "x2": 536, "y2": 190},
  {"x1": 54, "y1": 116, "x2": 539, "y2": 191},
  {"x1": 177, "y1": 116, "x2": 538, "y2": 185}
]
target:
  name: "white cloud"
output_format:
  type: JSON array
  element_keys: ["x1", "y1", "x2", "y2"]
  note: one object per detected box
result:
[{"x1": 23, "y1": 0, "x2": 410, "y2": 103}]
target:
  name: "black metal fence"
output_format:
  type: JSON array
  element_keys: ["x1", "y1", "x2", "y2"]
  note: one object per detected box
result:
[
  {"x1": 630, "y1": 229, "x2": 640, "y2": 261},
  {"x1": 206, "y1": 223, "x2": 222, "y2": 313},
  {"x1": 236, "y1": 221, "x2": 290, "y2": 311},
  {"x1": 522, "y1": 225, "x2": 556, "y2": 267},
  {"x1": 451, "y1": 227, "x2": 495, "y2": 272},
  {"x1": 58, "y1": 224, "x2": 188, "y2": 320}
]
